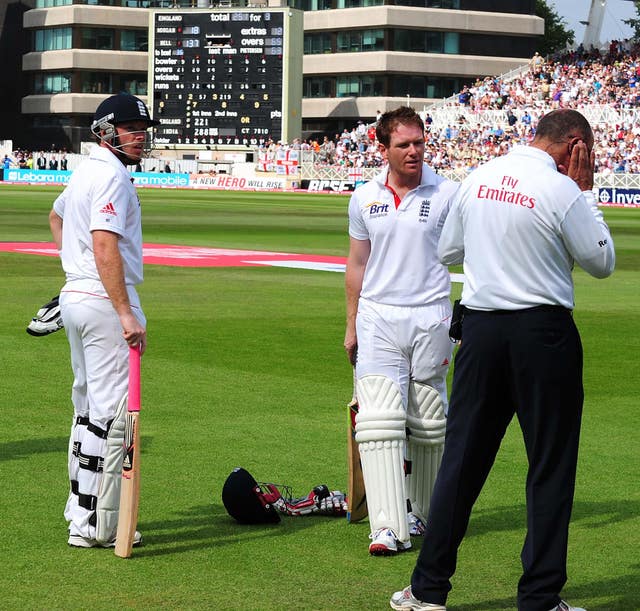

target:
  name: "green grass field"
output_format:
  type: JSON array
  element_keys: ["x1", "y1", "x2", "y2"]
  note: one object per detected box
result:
[{"x1": 1, "y1": 184, "x2": 638, "y2": 610}]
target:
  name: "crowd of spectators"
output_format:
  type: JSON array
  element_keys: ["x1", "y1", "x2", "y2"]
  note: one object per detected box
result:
[
  {"x1": 258, "y1": 118, "x2": 386, "y2": 171},
  {"x1": 461, "y1": 39, "x2": 640, "y2": 112},
  {"x1": 6, "y1": 40, "x2": 640, "y2": 177},
  {"x1": 259, "y1": 38, "x2": 640, "y2": 175},
  {"x1": 2, "y1": 147, "x2": 70, "y2": 172}
]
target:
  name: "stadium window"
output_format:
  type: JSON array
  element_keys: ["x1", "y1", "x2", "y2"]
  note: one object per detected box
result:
[
  {"x1": 392, "y1": 29, "x2": 459, "y2": 54},
  {"x1": 350, "y1": 32, "x2": 363, "y2": 52},
  {"x1": 362, "y1": 30, "x2": 384, "y2": 51},
  {"x1": 408, "y1": 75, "x2": 426, "y2": 97},
  {"x1": 335, "y1": 75, "x2": 385, "y2": 96},
  {"x1": 336, "y1": 0, "x2": 383, "y2": 7},
  {"x1": 425, "y1": 31, "x2": 443, "y2": 53},
  {"x1": 81, "y1": 28, "x2": 115, "y2": 50},
  {"x1": 394, "y1": 0, "x2": 461, "y2": 6},
  {"x1": 33, "y1": 73, "x2": 71, "y2": 94},
  {"x1": 294, "y1": 0, "x2": 333, "y2": 10},
  {"x1": 390, "y1": 74, "x2": 461, "y2": 98},
  {"x1": 121, "y1": 30, "x2": 149, "y2": 52},
  {"x1": 304, "y1": 33, "x2": 332, "y2": 54},
  {"x1": 336, "y1": 32, "x2": 349, "y2": 53},
  {"x1": 36, "y1": 0, "x2": 72, "y2": 6},
  {"x1": 336, "y1": 77, "x2": 349, "y2": 97},
  {"x1": 360, "y1": 75, "x2": 384, "y2": 97},
  {"x1": 426, "y1": 0, "x2": 460, "y2": 7},
  {"x1": 33, "y1": 28, "x2": 72, "y2": 52},
  {"x1": 303, "y1": 76, "x2": 334, "y2": 97},
  {"x1": 120, "y1": 74, "x2": 148, "y2": 95},
  {"x1": 336, "y1": 31, "x2": 378, "y2": 53},
  {"x1": 336, "y1": 76, "x2": 361, "y2": 97},
  {"x1": 444, "y1": 32, "x2": 459, "y2": 54},
  {"x1": 80, "y1": 72, "x2": 113, "y2": 94}
]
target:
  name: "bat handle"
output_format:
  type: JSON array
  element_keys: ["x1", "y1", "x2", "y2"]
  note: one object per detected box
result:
[{"x1": 128, "y1": 345, "x2": 141, "y2": 413}]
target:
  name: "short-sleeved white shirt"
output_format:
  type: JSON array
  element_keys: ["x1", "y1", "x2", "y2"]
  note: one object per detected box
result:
[
  {"x1": 348, "y1": 163, "x2": 459, "y2": 306},
  {"x1": 53, "y1": 145, "x2": 143, "y2": 291},
  {"x1": 438, "y1": 145, "x2": 615, "y2": 310}
]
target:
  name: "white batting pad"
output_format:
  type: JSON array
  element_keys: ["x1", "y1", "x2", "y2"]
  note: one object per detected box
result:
[
  {"x1": 95, "y1": 393, "x2": 127, "y2": 543},
  {"x1": 355, "y1": 375, "x2": 409, "y2": 542},
  {"x1": 405, "y1": 381, "x2": 446, "y2": 523}
]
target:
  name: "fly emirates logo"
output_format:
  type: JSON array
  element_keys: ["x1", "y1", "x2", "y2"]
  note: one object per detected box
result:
[{"x1": 477, "y1": 175, "x2": 535, "y2": 209}]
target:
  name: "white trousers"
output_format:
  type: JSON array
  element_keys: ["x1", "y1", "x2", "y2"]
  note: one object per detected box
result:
[
  {"x1": 355, "y1": 297, "x2": 453, "y2": 410},
  {"x1": 60, "y1": 283, "x2": 145, "y2": 538}
]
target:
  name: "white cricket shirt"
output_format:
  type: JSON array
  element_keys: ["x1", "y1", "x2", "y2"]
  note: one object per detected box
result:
[
  {"x1": 53, "y1": 145, "x2": 143, "y2": 290},
  {"x1": 438, "y1": 145, "x2": 615, "y2": 310},
  {"x1": 349, "y1": 163, "x2": 459, "y2": 306}
]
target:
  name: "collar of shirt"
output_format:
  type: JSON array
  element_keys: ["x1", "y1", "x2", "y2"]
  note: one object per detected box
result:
[
  {"x1": 377, "y1": 162, "x2": 439, "y2": 208},
  {"x1": 89, "y1": 144, "x2": 133, "y2": 179},
  {"x1": 384, "y1": 177, "x2": 402, "y2": 209},
  {"x1": 509, "y1": 145, "x2": 558, "y2": 171}
]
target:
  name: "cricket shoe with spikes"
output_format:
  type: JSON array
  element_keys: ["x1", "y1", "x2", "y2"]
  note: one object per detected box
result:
[
  {"x1": 68, "y1": 530, "x2": 142, "y2": 548},
  {"x1": 369, "y1": 527, "x2": 411, "y2": 556},
  {"x1": 390, "y1": 586, "x2": 446, "y2": 610},
  {"x1": 548, "y1": 602, "x2": 586, "y2": 611},
  {"x1": 408, "y1": 512, "x2": 426, "y2": 536}
]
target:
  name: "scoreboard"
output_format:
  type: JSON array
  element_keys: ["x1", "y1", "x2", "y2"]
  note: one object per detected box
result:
[{"x1": 149, "y1": 9, "x2": 303, "y2": 147}]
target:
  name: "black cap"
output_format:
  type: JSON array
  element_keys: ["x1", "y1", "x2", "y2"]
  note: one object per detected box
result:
[{"x1": 221, "y1": 468, "x2": 281, "y2": 524}]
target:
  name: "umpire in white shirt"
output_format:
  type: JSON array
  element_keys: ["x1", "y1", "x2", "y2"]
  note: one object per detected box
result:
[{"x1": 391, "y1": 109, "x2": 615, "y2": 611}]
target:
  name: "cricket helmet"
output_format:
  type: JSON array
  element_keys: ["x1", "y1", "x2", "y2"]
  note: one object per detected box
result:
[
  {"x1": 91, "y1": 93, "x2": 160, "y2": 134},
  {"x1": 90, "y1": 93, "x2": 160, "y2": 159},
  {"x1": 222, "y1": 467, "x2": 281, "y2": 524}
]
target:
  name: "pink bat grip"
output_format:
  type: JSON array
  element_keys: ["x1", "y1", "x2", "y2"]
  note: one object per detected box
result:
[{"x1": 128, "y1": 346, "x2": 141, "y2": 413}]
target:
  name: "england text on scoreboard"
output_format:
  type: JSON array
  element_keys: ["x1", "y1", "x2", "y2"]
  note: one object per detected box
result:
[{"x1": 150, "y1": 10, "x2": 294, "y2": 147}]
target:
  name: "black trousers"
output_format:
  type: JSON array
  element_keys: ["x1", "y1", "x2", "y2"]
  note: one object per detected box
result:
[{"x1": 411, "y1": 306, "x2": 584, "y2": 611}]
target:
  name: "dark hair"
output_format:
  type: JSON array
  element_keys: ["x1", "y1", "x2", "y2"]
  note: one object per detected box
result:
[
  {"x1": 376, "y1": 106, "x2": 424, "y2": 147},
  {"x1": 534, "y1": 109, "x2": 592, "y2": 143}
]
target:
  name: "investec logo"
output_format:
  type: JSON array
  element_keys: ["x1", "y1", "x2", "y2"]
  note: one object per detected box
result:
[
  {"x1": 366, "y1": 201, "x2": 389, "y2": 218},
  {"x1": 598, "y1": 187, "x2": 640, "y2": 206}
]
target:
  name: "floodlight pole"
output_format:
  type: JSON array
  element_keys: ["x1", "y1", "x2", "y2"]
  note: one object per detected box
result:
[{"x1": 582, "y1": 0, "x2": 607, "y2": 49}]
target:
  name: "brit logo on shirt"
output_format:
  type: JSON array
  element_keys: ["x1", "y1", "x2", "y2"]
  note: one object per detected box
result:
[
  {"x1": 418, "y1": 199, "x2": 431, "y2": 222},
  {"x1": 366, "y1": 201, "x2": 390, "y2": 218}
]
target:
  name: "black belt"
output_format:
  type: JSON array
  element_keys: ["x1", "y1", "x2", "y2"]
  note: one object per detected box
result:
[{"x1": 463, "y1": 304, "x2": 571, "y2": 316}]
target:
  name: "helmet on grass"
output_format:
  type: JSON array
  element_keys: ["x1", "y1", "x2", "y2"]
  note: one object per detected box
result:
[{"x1": 222, "y1": 467, "x2": 281, "y2": 524}]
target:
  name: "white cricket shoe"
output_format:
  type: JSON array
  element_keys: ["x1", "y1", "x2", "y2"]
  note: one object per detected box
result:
[
  {"x1": 369, "y1": 527, "x2": 411, "y2": 556},
  {"x1": 408, "y1": 512, "x2": 426, "y2": 536},
  {"x1": 68, "y1": 530, "x2": 142, "y2": 548},
  {"x1": 390, "y1": 586, "x2": 446, "y2": 610},
  {"x1": 548, "y1": 602, "x2": 586, "y2": 611}
]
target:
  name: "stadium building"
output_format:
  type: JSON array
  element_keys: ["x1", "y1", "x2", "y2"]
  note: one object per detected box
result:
[{"x1": 9, "y1": 0, "x2": 542, "y2": 151}]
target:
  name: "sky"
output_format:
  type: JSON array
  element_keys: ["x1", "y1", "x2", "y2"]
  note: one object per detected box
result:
[{"x1": 548, "y1": 0, "x2": 637, "y2": 45}]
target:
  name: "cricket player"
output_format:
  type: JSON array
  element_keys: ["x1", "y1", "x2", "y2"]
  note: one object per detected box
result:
[
  {"x1": 391, "y1": 110, "x2": 615, "y2": 610},
  {"x1": 49, "y1": 93, "x2": 159, "y2": 548},
  {"x1": 344, "y1": 106, "x2": 459, "y2": 555}
]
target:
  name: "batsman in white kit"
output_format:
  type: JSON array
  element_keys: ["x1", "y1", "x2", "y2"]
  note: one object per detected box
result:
[
  {"x1": 48, "y1": 93, "x2": 159, "y2": 548},
  {"x1": 344, "y1": 107, "x2": 459, "y2": 555}
]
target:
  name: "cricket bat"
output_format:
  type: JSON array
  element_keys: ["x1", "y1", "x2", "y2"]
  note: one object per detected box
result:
[
  {"x1": 347, "y1": 370, "x2": 367, "y2": 522},
  {"x1": 114, "y1": 345, "x2": 142, "y2": 558}
]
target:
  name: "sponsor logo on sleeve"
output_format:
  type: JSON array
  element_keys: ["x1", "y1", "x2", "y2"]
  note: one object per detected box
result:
[{"x1": 99, "y1": 202, "x2": 117, "y2": 216}]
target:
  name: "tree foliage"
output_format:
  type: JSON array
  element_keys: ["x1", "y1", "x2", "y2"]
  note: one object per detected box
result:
[
  {"x1": 623, "y1": 1, "x2": 640, "y2": 40},
  {"x1": 535, "y1": 0, "x2": 575, "y2": 56}
]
